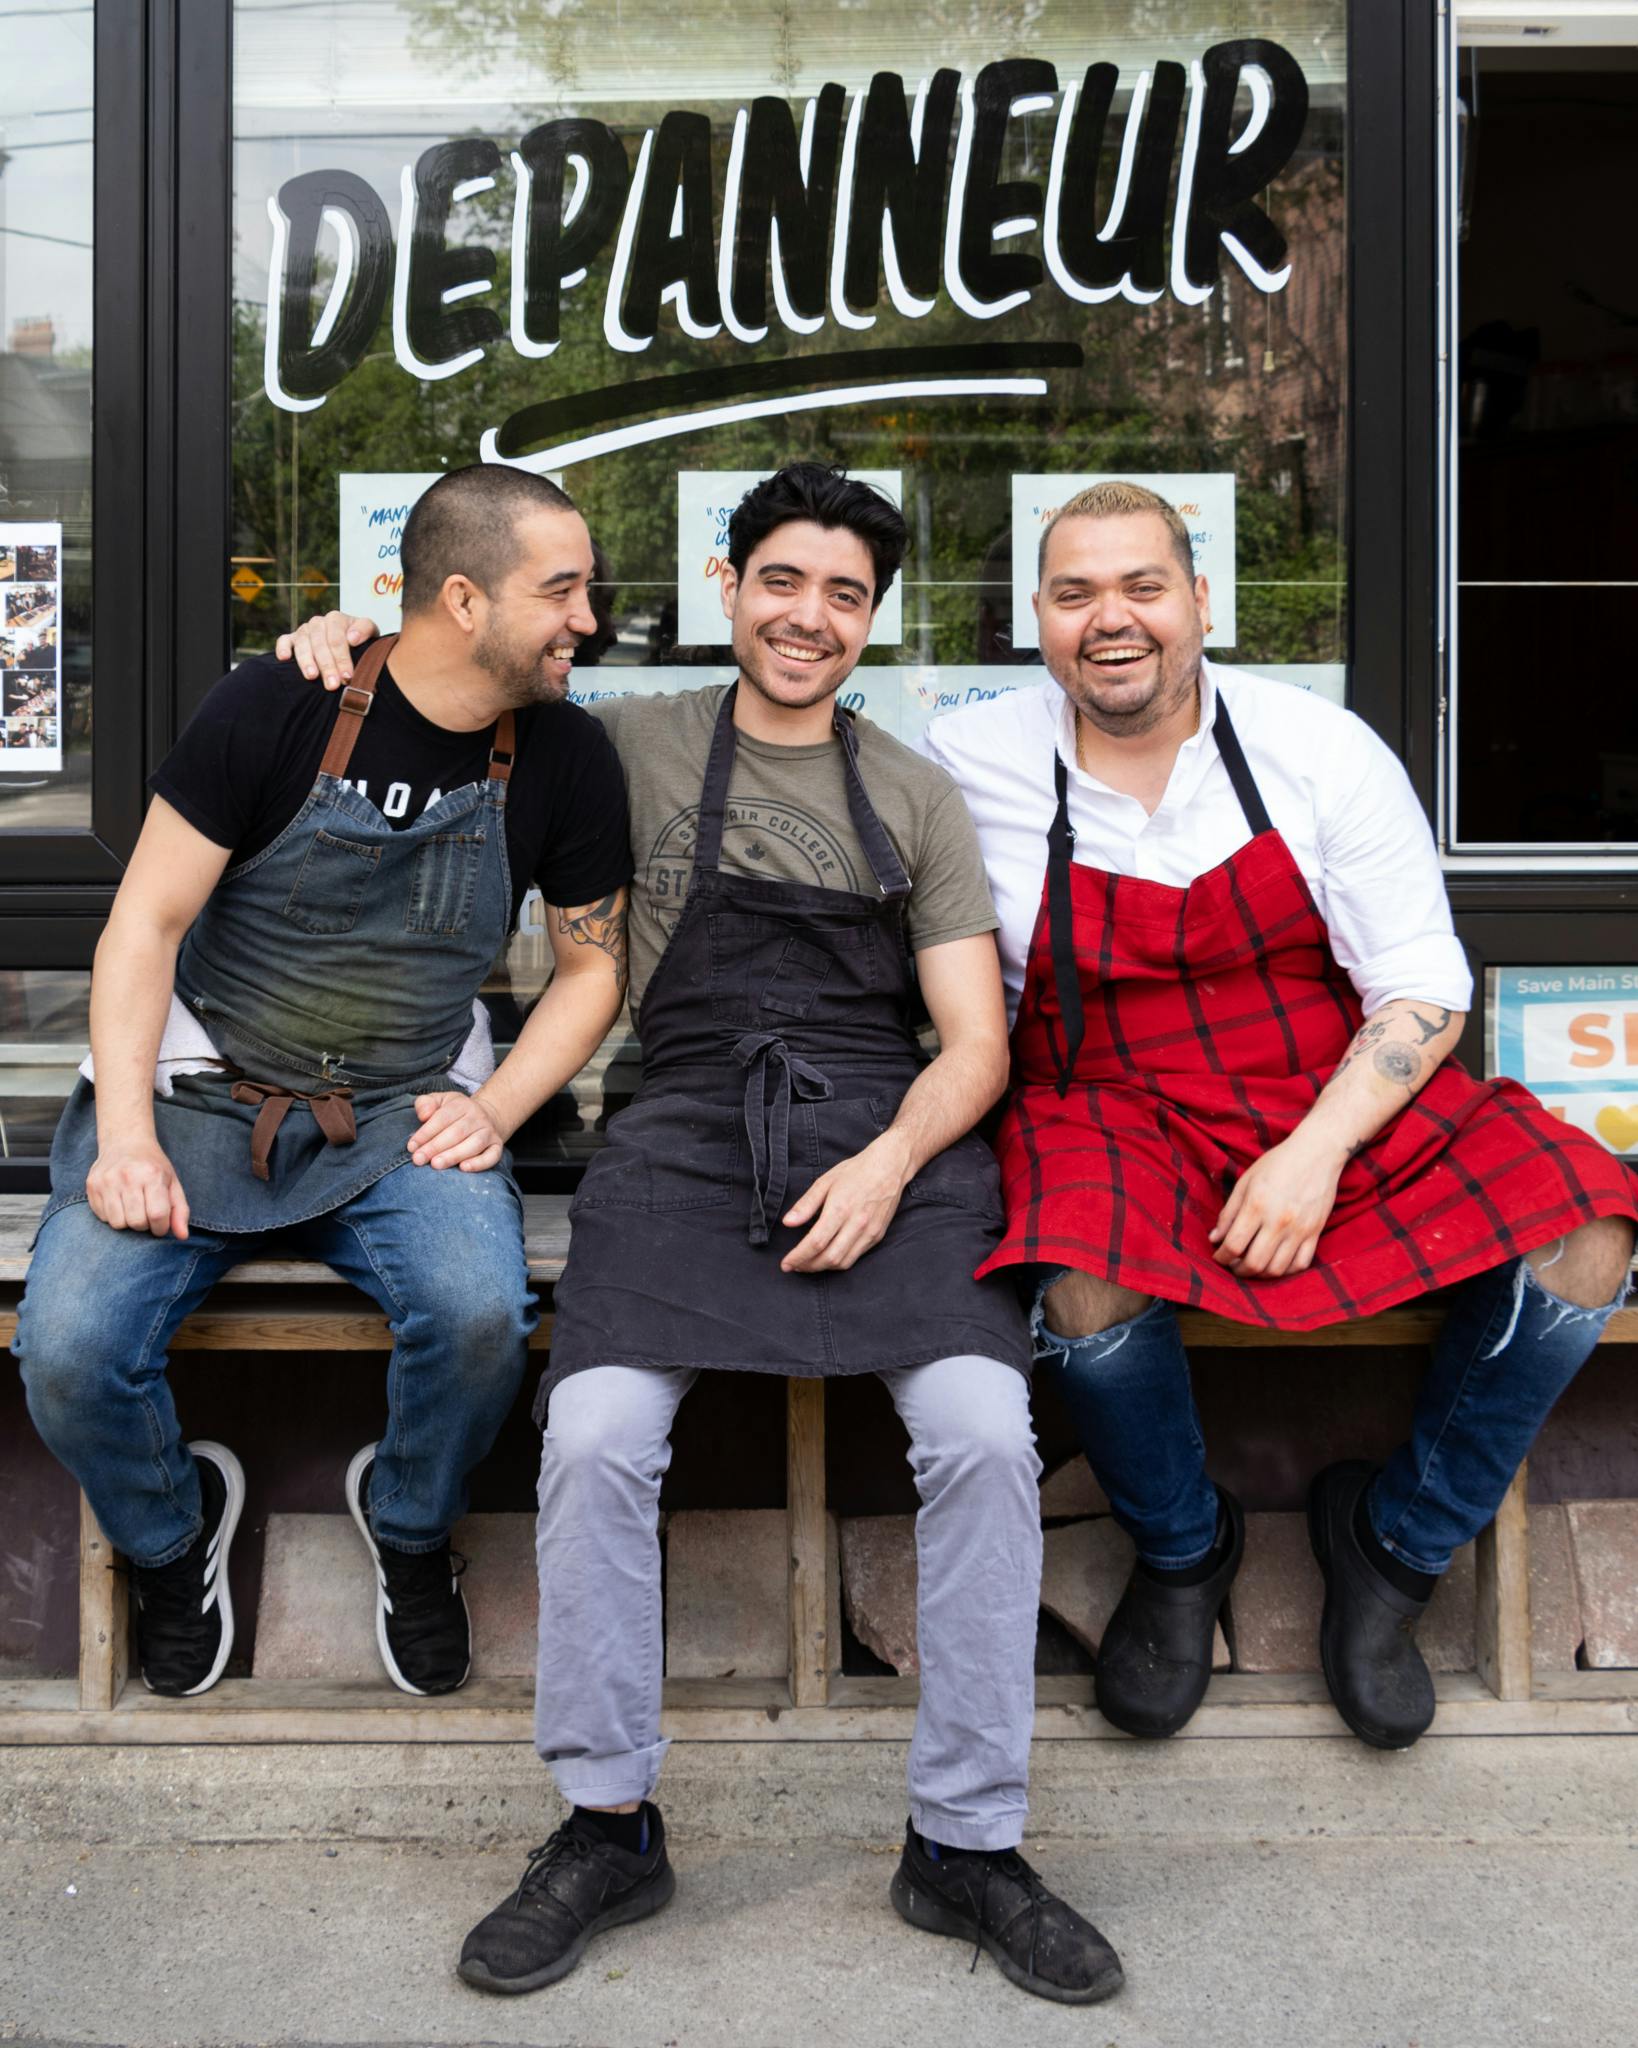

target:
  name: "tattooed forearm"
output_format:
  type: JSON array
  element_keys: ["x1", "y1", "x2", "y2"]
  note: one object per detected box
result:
[
  {"x1": 556, "y1": 890, "x2": 630, "y2": 992},
  {"x1": 1373, "y1": 1041, "x2": 1420, "y2": 1091}
]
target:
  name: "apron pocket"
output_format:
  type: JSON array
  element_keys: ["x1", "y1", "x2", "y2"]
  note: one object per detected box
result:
[
  {"x1": 759, "y1": 937, "x2": 834, "y2": 1019},
  {"x1": 903, "y1": 1130, "x2": 1005, "y2": 1218},
  {"x1": 709, "y1": 912, "x2": 878, "y2": 1024},
  {"x1": 407, "y1": 831, "x2": 486, "y2": 935},
  {"x1": 283, "y1": 830, "x2": 382, "y2": 935},
  {"x1": 572, "y1": 1101, "x2": 741, "y2": 1212}
]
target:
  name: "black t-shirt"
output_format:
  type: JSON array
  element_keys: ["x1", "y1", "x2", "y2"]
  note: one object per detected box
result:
[{"x1": 151, "y1": 650, "x2": 633, "y2": 921}]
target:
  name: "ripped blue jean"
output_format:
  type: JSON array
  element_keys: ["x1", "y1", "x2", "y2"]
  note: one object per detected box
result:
[
  {"x1": 1031, "y1": 1253, "x2": 1629, "y2": 1579},
  {"x1": 1370, "y1": 1251, "x2": 1630, "y2": 1575}
]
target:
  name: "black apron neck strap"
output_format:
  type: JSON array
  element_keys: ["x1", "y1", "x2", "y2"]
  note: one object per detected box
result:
[
  {"x1": 1044, "y1": 748, "x2": 1086, "y2": 1099},
  {"x1": 1210, "y1": 687, "x2": 1273, "y2": 838},
  {"x1": 831, "y1": 703, "x2": 912, "y2": 900},
  {"x1": 694, "y1": 684, "x2": 912, "y2": 900},
  {"x1": 692, "y1": 686, "x2": 743, "y2": 874}
]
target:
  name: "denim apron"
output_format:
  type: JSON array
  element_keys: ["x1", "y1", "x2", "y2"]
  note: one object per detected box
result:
[
  {"x1": 46, "y1": 634, "x2": 519, "y2": 1233},
  {"x1": 542, "y1": 684, "x2": 1028, "y2": 1406}
]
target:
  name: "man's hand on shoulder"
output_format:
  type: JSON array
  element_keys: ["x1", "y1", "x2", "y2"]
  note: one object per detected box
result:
[
  {"x1": 87, "y1": 1140, "x2": 190, "y2": 1239},
  {"x1": 275, "y1": 611, "x2": 379, "y2": 688}
]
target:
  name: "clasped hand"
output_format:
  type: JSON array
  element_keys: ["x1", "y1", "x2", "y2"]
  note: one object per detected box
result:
[{"x1": 409, "y1": 1091, "x2": 509, "y2": 1173}]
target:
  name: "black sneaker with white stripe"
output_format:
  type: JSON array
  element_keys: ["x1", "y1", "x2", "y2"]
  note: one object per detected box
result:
[
  {"x1": 133, "y1": 1439, "x2": 244, "y2": 1697},
  {"x1": 345, "y1": 1443, "x2": 470, "y2": 1695}
]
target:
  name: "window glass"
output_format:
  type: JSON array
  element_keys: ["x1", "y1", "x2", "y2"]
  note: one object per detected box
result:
[
  {"x1": 0, "y1": 0, "x2": 93, "y2": 828},
  {"x1": 1452, "y1": 51, "x2": 1638, "y2": 851},
  {"x1": 230, "y1": 0, "x2": 1348, "y2": 1162},
  {"x1": 0, "y1": 968, "x2": 87, "y2": 1159}
]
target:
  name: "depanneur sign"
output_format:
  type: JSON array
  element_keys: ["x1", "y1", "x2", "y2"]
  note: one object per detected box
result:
[{"x1": 261, "y1": 42, "x2": 1310, "y2": 472}]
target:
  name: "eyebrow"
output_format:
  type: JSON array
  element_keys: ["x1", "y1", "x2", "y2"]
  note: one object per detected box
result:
[
  {"x1": 1046, "y1": 563, "x2": 1173, "y2": 591},
  {"x1": 757, "y1": 561, "x2": 869, "y2": 597},
  {"x1": 536, "y1": 567, "x2": 585, "y2": 587}
]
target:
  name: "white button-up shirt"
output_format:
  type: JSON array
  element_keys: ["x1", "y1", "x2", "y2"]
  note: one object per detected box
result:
[{"x1": 917, "y1": 661, "x2": 1472, "y2": 1028}]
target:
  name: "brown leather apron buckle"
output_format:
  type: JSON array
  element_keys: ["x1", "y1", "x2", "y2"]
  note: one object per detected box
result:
[{"x1": 230, "y1": 1079, "x2": 357, "y2": 1182}]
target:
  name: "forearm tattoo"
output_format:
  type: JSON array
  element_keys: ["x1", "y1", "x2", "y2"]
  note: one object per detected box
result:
[
  {"x1": 1333, "y1": 1002, "x2": 1456, "y2": 1098},
  {"x1": 557, "y1": 890, "x2": 629, "y2": 992},
  {"x1": 1405, "y1": 1005, "x2": 1454, "y2": 1045},
  {"x1": 1373, "y1": 1042, "x2": 1420, "y2": 1090}
]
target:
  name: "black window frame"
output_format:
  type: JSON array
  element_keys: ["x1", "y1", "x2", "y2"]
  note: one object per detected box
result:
[{"x1": 0, "y1": 0, "x2": 1491, "y2": 1190}]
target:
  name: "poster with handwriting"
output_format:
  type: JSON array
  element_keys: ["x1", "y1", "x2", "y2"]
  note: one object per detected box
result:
[
  {"x1": 674, "y1": 470, "x2": 902, "y2": 650},
  {"x1": 338, "y1": 473, "x2": 443, "y2": 632},
  {"x1": 1009, "y1": 473, "x2": 1236, "y2": 653},
  {"x1": 1487, "y1": 966, "x2": 1638, "y2": 1157},
  {"x1": 0, "y1": 520, "x2": 64, "y2": 772}
]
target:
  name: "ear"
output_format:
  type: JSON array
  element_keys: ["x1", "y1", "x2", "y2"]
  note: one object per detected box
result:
[
  {"x1": 717, "y1": 562, "x2": 740, "y2": 621},
  {"x1": 441, "y1": 575, "x2": 482, "y2": 638},
  {"x1": 1193, "y1": 574, "x2": 1211, "y2": 632},
  {"x1": 1031, "y1": 590, "x2": 1041, "y2": 621}
]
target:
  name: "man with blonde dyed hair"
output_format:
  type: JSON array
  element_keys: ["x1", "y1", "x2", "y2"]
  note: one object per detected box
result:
[
  {"x1": 1038, "y1": 480, "x2": 1195, "y2": 579},
  {"x1": 922, "y1": 482, "x2": 1634, "y2": 1752}
]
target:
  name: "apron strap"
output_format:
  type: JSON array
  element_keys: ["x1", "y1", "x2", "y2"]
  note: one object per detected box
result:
[
  {"x1": 488, "y1": 710, "x2": 516, "y2": 794},
  {"x1": 692, "y1": 686, "x2": 742, "y2": 874},
  {"x1": 230, "y1": 1079, "x2": 357, "y2": 1183},
  {"x1": 319, "y1": 634, "x2": 396, "y2": 782},
  {"x1": 1210, "y1": 690, "x2": 1274, "y2": 837},
  {"x1": 1045, "y1": 751, "x2": 1086, "y2": 1100},
  {"x1": 694, "y1": 685, "x2": 911, "y2": 899},
  {"x1": 318, "y1": 634, "x2": 516, "y2": 807},
  {"x1": 833, "y1": 706, "x2": 912, "y2": 900}
]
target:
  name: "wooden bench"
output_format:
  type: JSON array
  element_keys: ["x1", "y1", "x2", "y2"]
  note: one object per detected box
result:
[{"x1": 1, "y1": 1191, "x2": 1634, "y2": 1743}]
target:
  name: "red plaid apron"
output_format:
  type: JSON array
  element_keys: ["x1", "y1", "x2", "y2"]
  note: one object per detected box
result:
[{"x1": 977, "y1": 694, "x2": 1638, "y2": 1327}]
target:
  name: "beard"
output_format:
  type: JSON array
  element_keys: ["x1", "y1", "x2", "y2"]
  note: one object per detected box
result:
[
  {"x1": 473, "y1": 618, "x2": 570, "y2": 707},
  {"x1": 1055, "y1": 634, "x2": 1202, "y2": 740},
  {"x1": 733, "y1": 622, "x2": 848, "y2": 712}
]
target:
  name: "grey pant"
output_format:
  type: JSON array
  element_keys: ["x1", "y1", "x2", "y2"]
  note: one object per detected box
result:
[{"x1": 535, "y1": 1355, "x2": 1042, "y2": 1852}]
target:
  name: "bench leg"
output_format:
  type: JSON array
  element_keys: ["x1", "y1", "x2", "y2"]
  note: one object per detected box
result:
[
  {"x1": 78, "y1": 1492, "x2": 129, "y2": 1711},
  {"x1": 1475, "y1": 1460, "x2": 1532, "y2": 1702},
  {"x1": 787, "y1": 1378, "x2": 830, "y2": 1707}
]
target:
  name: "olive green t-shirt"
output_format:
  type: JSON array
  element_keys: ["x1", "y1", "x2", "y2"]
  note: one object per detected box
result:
[{"x1": 591, "y1": 684, "x2": 998, "y2": 1009}]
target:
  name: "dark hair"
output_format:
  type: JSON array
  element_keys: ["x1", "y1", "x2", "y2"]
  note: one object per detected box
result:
[
  {"x1": 399, "y1": 464, "x2": 579, "y2": 615},
  {"x1": 726, "y1": 462, "x2": 906, "y2": 606}
]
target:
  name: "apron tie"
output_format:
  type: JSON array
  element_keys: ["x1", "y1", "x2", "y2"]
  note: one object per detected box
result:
[
  {"x1": 230, "y1": 1080, "x2": 357, "y2": 1183},
  {"x1": 732, "y1": 1032, "x2": 834, "y2": 1245}
]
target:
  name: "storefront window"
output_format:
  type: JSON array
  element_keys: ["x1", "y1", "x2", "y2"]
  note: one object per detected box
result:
[
  {"x1": 1450, "y1": 44, "x2": 1638, "y2": 855},
  {"x1": 230, "y1": 0, "x2": 1348, "y2": 1159},
  {"x1": 0, "y1": 968, "x2": 88, "y2": 1159},
  {"x1": 0, "y1": 0, "x2": 92, "y2": 829}
]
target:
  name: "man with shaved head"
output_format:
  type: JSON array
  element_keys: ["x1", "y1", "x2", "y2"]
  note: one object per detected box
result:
[
  {"x1": 15, "y1": 465, "x2": 633, "y2": 1703},
  {"x1": 921, "y1": 480, "x2": 1635, "y2": 1752}
]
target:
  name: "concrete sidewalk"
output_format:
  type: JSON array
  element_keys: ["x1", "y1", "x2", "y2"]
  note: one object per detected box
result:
[{"x1": 4, "y1": 1736, "x2": 1636, "y2": 2048}]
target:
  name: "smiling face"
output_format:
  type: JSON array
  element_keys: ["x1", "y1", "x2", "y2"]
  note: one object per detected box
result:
[
  {"x1": 470, "y1": 507, "x2": 599, "y2": 706},
  {"x1": 1034, "y1": 511, "x2": 1210, "y2": 740},
  {"x1": 717, "y1": 519, "x2": 878, "y2": 713}
]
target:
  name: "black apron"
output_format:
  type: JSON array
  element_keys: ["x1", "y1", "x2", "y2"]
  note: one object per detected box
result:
[{"x1": 541, "y1": 686, "x2": 1028, "y2": 1408}]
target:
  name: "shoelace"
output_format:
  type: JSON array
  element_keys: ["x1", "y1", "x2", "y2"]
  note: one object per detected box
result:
[
  {"x1": 512, "y1": 1824, "x2": 598, "y2": 1915},
  {"x1": 968, "y1": 1850, "x2": 1051, "y2": 1981}
]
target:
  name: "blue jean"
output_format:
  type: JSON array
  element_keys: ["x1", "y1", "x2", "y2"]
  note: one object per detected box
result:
[
  {"x1": 1030, "y1": 1254, "x2": 1629, "y2": 1577},
  {"x1": 14, "y1": 1165, "x2": 535, "y2": 1567}
]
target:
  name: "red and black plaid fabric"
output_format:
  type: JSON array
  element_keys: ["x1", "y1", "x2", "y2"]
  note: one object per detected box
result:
[{"x1": 979, "y1": 827, "x2": 1638, "y2": 1328}]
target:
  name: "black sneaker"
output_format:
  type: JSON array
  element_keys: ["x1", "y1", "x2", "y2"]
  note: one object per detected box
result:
[
  {"x1": 890, "y1": 1823, "x2": 1124, "y2": 2005},
  {"x1": 345, "y1": 1443, "x2": 470, "y2": 1695},
  {"x1": 458, "y1": 1805, "x2": 676, "y2": 1994},
  {"x1": 133, "y1": 1440, "x2": 245, "y2": 1697}
]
